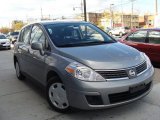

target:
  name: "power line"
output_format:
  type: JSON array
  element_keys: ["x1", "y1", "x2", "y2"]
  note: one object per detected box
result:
[{"x1": 88, "y1": 0, "x2": 137, "y2": 13}]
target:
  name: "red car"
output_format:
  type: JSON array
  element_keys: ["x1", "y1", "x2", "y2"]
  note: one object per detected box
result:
[{"x1": 119, "y1": 28, "x2": 160, "y2": 64}]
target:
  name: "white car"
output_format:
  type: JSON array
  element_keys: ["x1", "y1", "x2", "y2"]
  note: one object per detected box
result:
[
  {"x1": 0, "y1": 34, "x2": 11, "y2": 49},
  {"x1": 109, "y1": 27, "x2": 130, "y2": 37}
]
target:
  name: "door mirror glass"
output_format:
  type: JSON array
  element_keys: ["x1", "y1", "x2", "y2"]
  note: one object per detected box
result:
[{"x1": 31, "y1": 42, "x2": 44, "y2": 55}]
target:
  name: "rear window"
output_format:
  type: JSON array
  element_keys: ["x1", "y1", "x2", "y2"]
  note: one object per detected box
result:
[{"x1": 149, "y1": 31, "x2": 160, "y2": 44}]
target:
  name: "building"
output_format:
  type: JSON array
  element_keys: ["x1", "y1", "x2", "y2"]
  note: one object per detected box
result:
[
  {"x1": 139, "y1": 15, "x2": 154, "y2": 28},
  {"x1": 122, "y1": 15, "x2": 139, "y2": 28},
  {"x1": 87, "y1": 12, "x2": 103, "y2": 25}
]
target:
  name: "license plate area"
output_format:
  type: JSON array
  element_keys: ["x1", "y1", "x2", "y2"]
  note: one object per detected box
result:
[{"x1": 130, "y1": 83, "x2": 146, "y2": 93}]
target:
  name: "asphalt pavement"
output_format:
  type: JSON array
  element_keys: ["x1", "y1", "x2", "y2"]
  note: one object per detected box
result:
[{"x1": 0, "y1": 50, "x2": 160, "y2": 120}]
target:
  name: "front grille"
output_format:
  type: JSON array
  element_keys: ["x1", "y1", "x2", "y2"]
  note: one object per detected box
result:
[
  {"x1": 0, "y1": 42, "x2": 6, "y2": 45},
  {"x1": 97, "y1": 70, "x2": 128, "y2": 79},
  {"x1": 97, "y1": 61, "x2": 147, "y2": 80},
  {"x1": 136, "y1": 62, "x2": 147, "y2": 75},
  {"x1": 108, "y1": 82, "x2": 151, "y2": 104}
]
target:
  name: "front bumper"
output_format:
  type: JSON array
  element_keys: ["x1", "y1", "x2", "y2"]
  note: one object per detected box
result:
[
  {"x1": 0, "y1": 44, "x2": 11, "y2": 49},
  {"x1": 66, "y1": 66, "x2": 154, "y2": 110}
]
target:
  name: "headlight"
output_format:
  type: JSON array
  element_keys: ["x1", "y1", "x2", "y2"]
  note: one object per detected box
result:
[
  {"x1": 6, "y1": 41, "x2": 11, "y2": 44},
  {"x1": 141, "y1": 52, "x2": 152, "y2": 68},
  {"x1": 65, "y1": 62, "x2": 105, "y2": 81}
]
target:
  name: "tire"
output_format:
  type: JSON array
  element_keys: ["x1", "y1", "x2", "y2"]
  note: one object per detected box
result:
[
  {"x1": 119, "y1": 32, "x2": 123, "y2": 37},
  {"x1": 47, "y1": 76, "x2": 71, "y2": 113},
  {"x1": 15, "y1": 61, "x2": 25, "y2": 80},
  {"x1": 109, "y1": 32, "x2": 112, "y2": 36},
  {"x1": 7, "y1": 47, "x2": 11, "y2": 50}
]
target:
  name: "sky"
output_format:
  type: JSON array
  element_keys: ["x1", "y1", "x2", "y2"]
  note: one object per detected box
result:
[{"x1": 0, "y1": 0, "x2": 159, "y2": 27}]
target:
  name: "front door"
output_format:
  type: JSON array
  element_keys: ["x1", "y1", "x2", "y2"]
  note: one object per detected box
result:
[
  {"x1": 123, "y1": 30, "x2": 149, "y2": 53},
  {"x1": 27, "y1": 25, "x2": 49, "y2": 83}
]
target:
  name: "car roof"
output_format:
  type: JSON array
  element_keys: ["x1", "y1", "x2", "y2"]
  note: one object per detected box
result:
[
  {"x1": 33, "y1": 20, "x2": 88, "y2": 26},
  {"x1": 22, "y1": 20, "x2": 89, "y2": 30},
  {"x1": 140, "y1": 28, "x2": 160, "y2": 31}
]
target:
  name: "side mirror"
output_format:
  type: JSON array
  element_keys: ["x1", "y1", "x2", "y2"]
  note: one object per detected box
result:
[{"x1": 31, "y1": 42, "x2": 44, "y2": 55}]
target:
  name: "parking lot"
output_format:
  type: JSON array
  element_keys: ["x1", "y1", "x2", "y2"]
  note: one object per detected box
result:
[{"x1": 0, "y1": 50, "x2": 160, "y2": 120}]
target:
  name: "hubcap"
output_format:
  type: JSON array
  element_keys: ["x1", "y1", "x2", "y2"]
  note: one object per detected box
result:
[
  {"x1": 15, "y1": 62, "x2": 20, "y2": 77},
  {"x1": 49, "y1": 83, "x2": 69, "y2": 109}
]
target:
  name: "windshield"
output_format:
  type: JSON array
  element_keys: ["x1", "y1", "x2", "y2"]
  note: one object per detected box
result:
[
  {"x1": 0, "y1": 35, "x2": 6, "y2": 39},
  {"x1": 44, "y1": 23, "x2": 116, "y2": 47},
  {"x1": 10, "y1": 32, "x2": 19, "y2": 36}
]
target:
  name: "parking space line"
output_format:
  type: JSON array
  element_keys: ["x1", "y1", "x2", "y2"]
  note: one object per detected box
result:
[{"x1": 0, "y1": 89, "x2": 32, "y2": 98}]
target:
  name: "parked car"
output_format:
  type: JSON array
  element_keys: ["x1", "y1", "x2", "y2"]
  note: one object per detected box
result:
[
  {"x1": 105, "y1": 27, "x2": 112, "y2": 33},
  {"x1": 7, "y1": 31, "x2": 19, "y2": 44},
  {"x1": 109, "y1": 27, "x2": 130, "y2": 37},
  {"x1": 119, "y1": 28, "x2": 160, "y2": 64},
  {"x1": 14, "y1": 21, "x2": 154, "y2": 113},
  {"x1": 0, "y1": 34, "x2": 11, "y2": 49}
]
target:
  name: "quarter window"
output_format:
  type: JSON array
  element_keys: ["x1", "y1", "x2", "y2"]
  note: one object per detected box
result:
[
  {"x1": 21, "y1": 26, "x2": 31, "y2": 43},
  {"x1": 149, "y1": 31, "x2": 160, "y2": 44},
  {"x1": 127, "y1": 31, "x2": 147, "y2": 43},
  {"x1": 30, "y1": 26, "x2": 46, "y2": 48}
]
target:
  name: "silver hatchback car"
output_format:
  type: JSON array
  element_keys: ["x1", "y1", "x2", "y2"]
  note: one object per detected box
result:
[{"x1": 14, "y1": 21, "x2": 154, "y2": 113}]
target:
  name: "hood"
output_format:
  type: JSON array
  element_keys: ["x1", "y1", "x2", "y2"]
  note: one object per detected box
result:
[
  {"x1": 0, "y1": 39, "x2": 10, "y2": 43},
  {"x1": 58, "y1": 42, "x2": 145, "y2": 70}
]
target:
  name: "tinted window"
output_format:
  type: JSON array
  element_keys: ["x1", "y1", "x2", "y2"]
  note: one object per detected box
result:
[
  {"x1": 127, "y1": 31, "x2": 147, "y2": 43},
  {"x1": 149, "y1": 31, "x2": 160, "y2": 44},
  {"x1": 44, "y1": 23, "x2": 115, "y2": 47},
  {"x1": 0, "y1": 35, "x2": 6, "y2": 39},
  {"x1": 31, "y1": 26, "x2": 46, "y2": 48},
  {"x1": 10, "y1": 32, "x2": 19, "y2": 36},
  {"x1": 21, "y1": 26, "x2": 31, "y2": 43}
]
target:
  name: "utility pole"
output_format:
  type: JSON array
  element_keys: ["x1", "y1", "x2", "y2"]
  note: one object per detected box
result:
[
  {"x1": 83, "y1": 0, "x2": 87, "y2": 21},
  {"x1": 130, "y1": 0, "x2": 135, "y2": 28},
  {"x1": 41, "y1": 8, "x2": 43, "y2": 20},
  {"x1": 155, "y1": 0, "x2": 158, "y2": 15},
  {"x1": 121, "y1": 0, "x2": 124, "y2": 27}
]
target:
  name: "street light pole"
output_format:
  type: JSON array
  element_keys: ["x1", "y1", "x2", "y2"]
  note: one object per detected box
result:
[
  {"x1": 110, "y1": 4, "x2": 114, "y2": 28},
  {"x1": 83, "y1": 0, "x2": 87, "y2": 21},
  {"x1": 155, "y1": 0, "x2": 158, "y2": 15}
]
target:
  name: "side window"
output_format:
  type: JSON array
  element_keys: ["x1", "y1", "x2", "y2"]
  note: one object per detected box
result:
[
  {"x1": 21, "y1": 26, "x2": 31, "y2": 44},
  {"x1": 30, "y1": 26, "x2": 46, "y2": 48},
  {"x1": 127, "y1": 31, "x2": 147, "y2": 43},
  {"x1": 149, "y1": 31, "x2": 160, "y2": 44}
]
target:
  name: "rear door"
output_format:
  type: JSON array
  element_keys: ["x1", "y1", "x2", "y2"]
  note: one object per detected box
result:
[
  {"x1": 147, "y1": 30, "x2": 160, "y2": 63},
  {"x1": 122, "y1": 30, "x2": 149, "y2": 53}
]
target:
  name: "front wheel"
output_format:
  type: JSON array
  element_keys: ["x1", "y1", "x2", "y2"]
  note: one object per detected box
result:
[
  {"x1": 15, "y1": 61, "x2": 25, "y2": 80},
  {"x1": 47, "y1": 77, "x2": 71, "y2": 113}
]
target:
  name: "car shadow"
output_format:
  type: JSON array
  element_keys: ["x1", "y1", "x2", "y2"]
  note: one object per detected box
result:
[
  {"x1": 19, "y1": 74, "x2": 153, "y2": 120},
  {"x1": 21, "y1": 76, "x2": 46, "y2": 100},
  {"x1": 152, "y1": 63, "x2": 160, "y2": 69},
  {"x1": 50, "y1": 100, "x2": 145, "y2": 119}
]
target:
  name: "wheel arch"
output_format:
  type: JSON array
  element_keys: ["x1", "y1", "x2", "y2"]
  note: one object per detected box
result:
[
  {"x1": 13, "y1": 55, "x2": 18, "y2": 68},
  {"x1": 46, "y1": 69, "x2": 63, "y2": 84}
]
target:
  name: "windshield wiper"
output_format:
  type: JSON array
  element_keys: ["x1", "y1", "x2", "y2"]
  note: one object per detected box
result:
[{"x1": 58, "y1": 41, "x2": 114, "y2": 47}]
